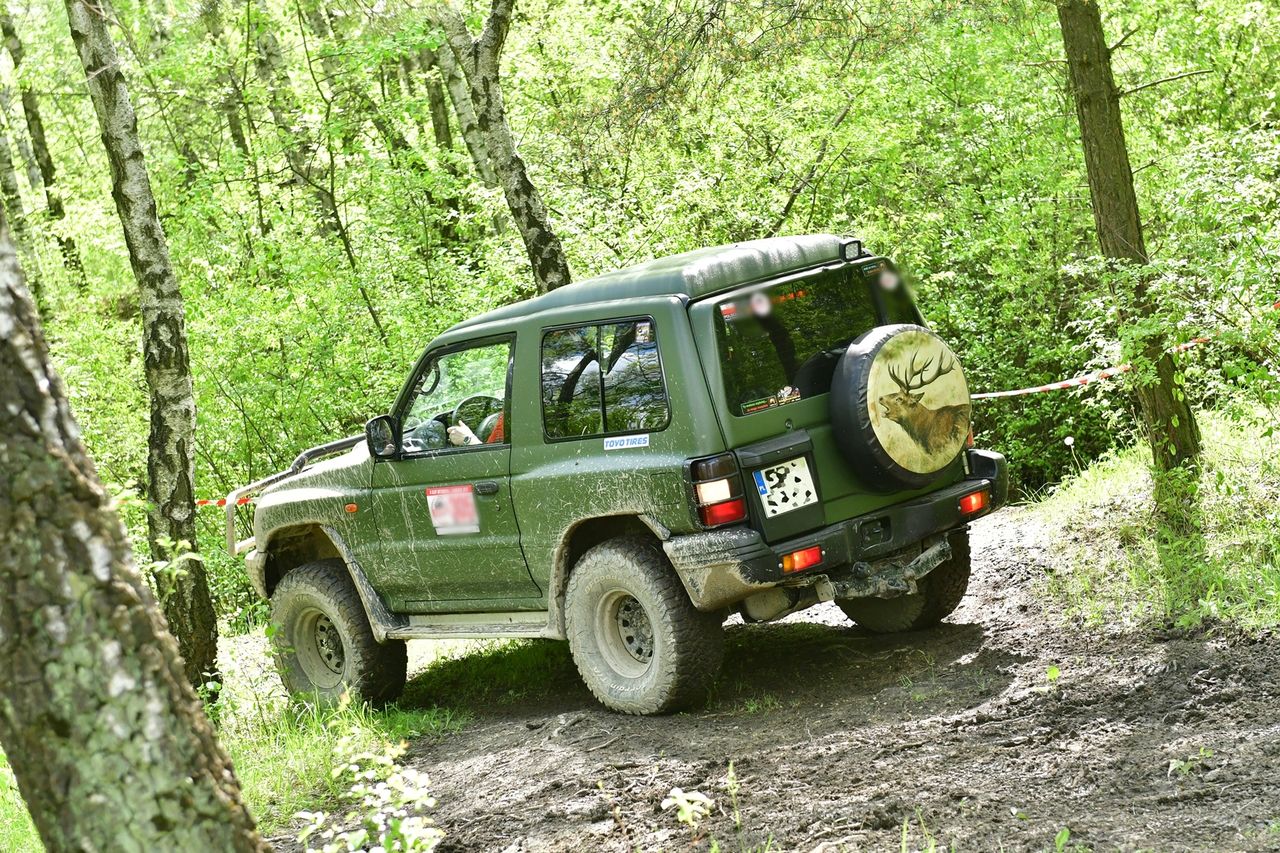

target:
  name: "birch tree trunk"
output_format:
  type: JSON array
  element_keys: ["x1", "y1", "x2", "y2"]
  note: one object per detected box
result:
[
  {"x1": 436, "y1": 0, "x2": 571, "y2": 292},
  {"x1": 0, "y1": 87, "x2": 41, "y2": 193},
  {"x1": 65, "y1": 0, "x2": 219, "y2": 684},
  {"x1": 1056, "y1": 0, "x2": 1201, "y2": 476},
  {"x1": 0, "y1": 229, "x2": 267, "y2": 852},
  {"x1": 198, "y1": 0, "x2": 250, "y2": 157},
  {"x1": 0, "y1": 2, "x2": 86, "y2": 288},
  {"x1": 428, "y1": 47, "x2": 496, "y2": 185},
  {"x1": 0, "y1": 120, "x2": 40, "y2": 300}
]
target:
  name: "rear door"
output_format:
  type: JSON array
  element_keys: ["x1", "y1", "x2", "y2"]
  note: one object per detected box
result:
[
  {"x1": 365, "y1": 336, "x2": 542, "y2": 612},
  {"x1": 689, "y1": 260, "x2": 961, "y2": 542}
]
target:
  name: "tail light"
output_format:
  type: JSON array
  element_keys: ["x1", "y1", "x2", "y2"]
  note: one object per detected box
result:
[
  {"x1": 959, "y1": 488, "x2": 989, "y2": 516},
  {"x1": 690, "y1": 453, "x2": 748, "y2": 528},
  {"x1": 782, "y1": 545, "x2": 823, "y2": 573}
]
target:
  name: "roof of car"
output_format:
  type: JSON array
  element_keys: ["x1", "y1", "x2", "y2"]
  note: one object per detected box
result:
[{"x1": 450, "y1": 234, "x2": 848, "y2": 333}]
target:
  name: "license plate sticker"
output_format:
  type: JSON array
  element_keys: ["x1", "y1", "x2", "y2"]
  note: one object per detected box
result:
[{"x1": 752, "y1": 457, "x2": 818, "y2": 518}]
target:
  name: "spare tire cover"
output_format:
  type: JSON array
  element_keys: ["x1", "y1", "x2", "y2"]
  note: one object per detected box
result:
[{"x1": 830, "y1": 324, "x2": 971, "y2": 491}]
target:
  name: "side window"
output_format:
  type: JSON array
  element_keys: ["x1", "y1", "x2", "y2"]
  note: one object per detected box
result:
[
  {"x1": 541, "y1": 319, "x2": 670, "y2": 440},
  {"x1": 400, "y1": 340, "x2": 511, "y2": 454},
  {"x1": 541, "y1": 326, "x2": 603, "y2": 438}
]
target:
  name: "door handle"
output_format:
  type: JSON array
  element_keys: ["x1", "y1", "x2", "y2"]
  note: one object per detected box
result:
[{"x1": 474, "y1": 481, "x2": 499, "y2": 496}]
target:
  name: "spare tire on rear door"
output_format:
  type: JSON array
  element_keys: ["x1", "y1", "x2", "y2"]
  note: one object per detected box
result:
[{"x1": 830, "y1": 324, "x2": 971, "y2": 491}]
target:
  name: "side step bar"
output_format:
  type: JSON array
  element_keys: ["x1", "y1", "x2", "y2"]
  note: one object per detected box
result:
[{"x1": 384, "y1": 611, "x2": 555, "y2": 641}]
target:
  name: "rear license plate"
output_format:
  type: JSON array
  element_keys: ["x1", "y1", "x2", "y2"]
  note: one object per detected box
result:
[{"x1": 752, "y1": 457, "x2": 818, "y2": 518}]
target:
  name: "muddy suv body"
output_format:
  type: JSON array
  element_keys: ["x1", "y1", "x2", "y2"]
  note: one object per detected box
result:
[{"x1": 228, "y1": 234, "x2": 1008, "y2": 713}]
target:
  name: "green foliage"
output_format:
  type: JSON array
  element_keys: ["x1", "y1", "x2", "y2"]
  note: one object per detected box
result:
[{"x1": 1039, "y1": 411, "x2": 1280, "y2": 628}]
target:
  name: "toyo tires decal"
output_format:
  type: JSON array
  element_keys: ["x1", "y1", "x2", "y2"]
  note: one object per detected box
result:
[{"x1": 866, "y1": 329, "x2": 971, "y2": 475}]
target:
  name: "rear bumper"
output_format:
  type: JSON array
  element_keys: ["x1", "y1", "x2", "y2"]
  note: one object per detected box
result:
[{"x1": 664, "y1": 448, "x2": 1007, "y2": 611}]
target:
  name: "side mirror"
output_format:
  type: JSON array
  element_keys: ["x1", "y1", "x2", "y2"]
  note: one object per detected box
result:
[{"x1": 365, "y1": 415, "x2": 401, "y2": 461}]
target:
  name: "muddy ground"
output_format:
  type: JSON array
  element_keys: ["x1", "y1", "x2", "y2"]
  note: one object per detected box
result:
[{"x1": 381, "y1": 507, "x2": 1280, "y2": 852}]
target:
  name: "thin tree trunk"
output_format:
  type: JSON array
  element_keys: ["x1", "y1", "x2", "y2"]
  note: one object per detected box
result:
[
  {"x1": 428, "y1": 46, "x2": 497, "y2": 186},
  {"x1": 0, "y1": 228, "x2": 268, "y2": 852},
  {"x1": 65, "y1": 0, "x2": 219, "y2": 684},
  {"x1": 1056, "y1": 0, "x2": 1200, "y2": 475},
  {"x1": 0, "y1": 88, "x2": 40, "y2": 192},
  {"x1": 0, "y1": 121, "x2": 40, "y2": 300},
  {"x1": 0, "y1": 2, "x2": 86, "y2": 288},
  {"x1": 198, "y1": 0, "x2": 250, "y2": 157},
  {"x1": 422, "y1": 57, "x2": 455, "y2": 152},
  {"x1": 437, "y1": 0, "x2": 571, "y2": 293}
]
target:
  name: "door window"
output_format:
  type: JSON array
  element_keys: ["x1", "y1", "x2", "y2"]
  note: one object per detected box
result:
[
  {"x1": 541, "y1": 319, "x2": 669, "y2": 440},
  {"x1": 400, "y1": 340, "x2": 511, "y2": 453}
]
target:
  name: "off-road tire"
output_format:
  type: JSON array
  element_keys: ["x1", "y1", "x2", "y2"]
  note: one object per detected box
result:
[
  {"x1": 565, "y1": 536, "x2": 724, "y2": 715},
  {"x1": 271, "y1": 559, "x2": 407, "y2": 705},
  {"x1": 838, "y1": 593, "x2": 927, "y2": 633},
  {"x1": 914, "y1": 530, "x2": 971, "y2": 627},
  {"x1": 839, "y1": 530, "x2": 972, "y2": 633}
]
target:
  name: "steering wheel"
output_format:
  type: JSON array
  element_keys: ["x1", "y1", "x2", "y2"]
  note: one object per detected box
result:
[{"x1": 451, "y1": 394, "x2": 503, "y2": 435}]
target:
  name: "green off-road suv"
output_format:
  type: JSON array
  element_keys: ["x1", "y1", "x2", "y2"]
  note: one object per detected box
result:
[{"x1": 226, "y1": 234, "x2": 1007, "y2": 714}]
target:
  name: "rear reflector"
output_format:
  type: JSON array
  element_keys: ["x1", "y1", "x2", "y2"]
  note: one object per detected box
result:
[
  {"x1": 699, "y1": 497, "x2": 747, "y2": 527},
  {"x1": 782, "y1": 545, "x2": 823, "y2": 574},
  {"x1": 959, "y1": 489, "x2": 988, "y2": 515}
]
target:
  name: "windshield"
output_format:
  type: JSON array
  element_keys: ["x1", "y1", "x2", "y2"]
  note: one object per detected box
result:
[{"x1": 714, "y1": 267, "x2": 879, "y2": 416}]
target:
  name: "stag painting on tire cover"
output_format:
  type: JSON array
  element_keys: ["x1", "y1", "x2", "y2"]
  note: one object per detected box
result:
[{"x1": 867, "y1": 330, "x2": 972, "y2": 474}]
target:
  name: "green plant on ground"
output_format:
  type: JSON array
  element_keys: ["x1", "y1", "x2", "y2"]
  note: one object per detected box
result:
[
  {"x1": 1039, "y1": 411, "x2": 1280, "y2": 630},
  {"x1": 297, "y1": 736, "x2": 442, "y2": 852}
]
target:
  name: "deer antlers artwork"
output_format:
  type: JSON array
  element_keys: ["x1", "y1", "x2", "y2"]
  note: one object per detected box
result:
[{"x1": 877, "y1": 349, "x2": 970, "y2": 456}]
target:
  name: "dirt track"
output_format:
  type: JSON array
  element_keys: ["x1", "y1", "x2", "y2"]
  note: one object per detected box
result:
[{"x1": 403, "y1": 508, "x2": 1280, "y2": 851}]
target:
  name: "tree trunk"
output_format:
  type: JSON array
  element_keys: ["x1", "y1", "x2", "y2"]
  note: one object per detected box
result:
[
  {"x1": 1056, "y1": 0, "x2": 1201, "y2": 474},
  {"x1": 65, "y1": 0, "x2": 219, "y2": 685},
  {"x1": 0, "y1": 88, "x2": 41, "y2": 193},
  {"x1": 0, "y1": 121, "x2": 40, "y2": 301},
  {"x1": 422, "y1": 59, "x2": 455, "y2": 152},
  {"x1": 0, "y1": 2, "x2": 86, "y2": 288},
  {"x1": 428, "y1": 47, "x2": 496, "y2": 185},
  {"x1": 437, "y1": 0, "x2": 571, "y2": 293},
  {"x1": 0, "y1": 229, "x2": 267, "y2": 852},
  {"x1": 197, "y1": 0, "x2": 250, "y2": 157}
]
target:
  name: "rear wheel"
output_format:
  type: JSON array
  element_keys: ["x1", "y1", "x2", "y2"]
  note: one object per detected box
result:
[
  {"x1": 839, "y1": 530, "x2": 971, "y2": 633},
  {"x1": 271, "y1": 559, "x2": 407, "y2": 705},
  {"x1": 566, "y1": 536, "x2": 724, "y2": 715}
]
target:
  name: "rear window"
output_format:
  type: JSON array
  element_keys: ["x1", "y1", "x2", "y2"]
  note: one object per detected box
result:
[
  {"x1": 541, "y1": 319, "x2": 670, "y2": 439},
  {"x1": 715, "y1": 268, "x2": 878, "y2": 416}
]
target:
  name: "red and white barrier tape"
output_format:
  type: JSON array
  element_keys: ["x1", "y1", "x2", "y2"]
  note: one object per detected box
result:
[
  {"x1": 195, "y1": 496, "x2": 253, "y2": 507},
  {"x1": 971, "y1": 299, "x2": 1277, "y2": 401}
]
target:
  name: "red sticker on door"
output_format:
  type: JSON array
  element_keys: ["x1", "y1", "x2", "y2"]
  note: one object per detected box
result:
[{"x1": 425, "y1": 484, "x2": 480, "y2": 535}]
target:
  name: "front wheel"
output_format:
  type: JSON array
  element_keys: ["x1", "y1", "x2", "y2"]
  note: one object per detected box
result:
[
  {"x1": 271, "y1": 559, "x2": 407, "y2": 705},
  {"x1": 839, "y1": 530, "x2": 972, "y2": 633},
  {"x1": 566, "y1": 536, "x2": 724, "y2": 715}
]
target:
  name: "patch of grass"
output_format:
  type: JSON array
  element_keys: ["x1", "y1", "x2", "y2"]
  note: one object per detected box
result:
[
  {"x1": 225, "y1": 697, "x2": 465, "y2": 835},
  {"x1": 1037, "y1": 411, "x2": 1280, "y2": 630},
  {"x1": 0, "y1": 753, "x2": 39, "y2": 852},
  {"x1": 217, "y1": 634, "x2": 467, "y2": 834}
]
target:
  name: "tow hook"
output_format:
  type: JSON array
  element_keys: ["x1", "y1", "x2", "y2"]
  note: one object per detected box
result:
[{"x1": 831, "y1": 537, "x2": 953, "y2": 600}]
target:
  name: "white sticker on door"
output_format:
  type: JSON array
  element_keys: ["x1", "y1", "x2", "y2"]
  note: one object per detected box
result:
[
  {"x1": 603, "y1": 434, "x2": 650, "y2": 450},
  {"x1": 425, "y1": 484, "x2": 480, "y2": 535}
]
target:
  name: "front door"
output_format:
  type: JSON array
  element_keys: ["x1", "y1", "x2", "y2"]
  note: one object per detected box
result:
[{"x1": 367, "y1": 337, "x2": 541, "y2": 612}]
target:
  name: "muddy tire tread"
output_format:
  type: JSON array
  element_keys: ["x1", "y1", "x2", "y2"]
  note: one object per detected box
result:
[
  {"x1": 566, "y1": 536, "x2": 724, "y2": 715},
  {"x1": 272, "y1": 559, "x2": 407, "y2": 705},
  {"x1": 914, "y1": 530, "x2": 971, "y2": 627}
]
